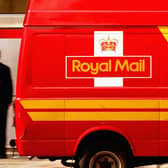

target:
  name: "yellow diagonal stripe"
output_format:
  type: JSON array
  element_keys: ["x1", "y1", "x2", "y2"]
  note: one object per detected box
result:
[
  {"x1": 20, "y1": 100, "x2": 65, "y2": 109},
  {"x1": 21, "y1": 100, "x2": 159, "y2": 109},
  {"x1": 158, "y1": 26, "x2": 168, "y2": 42},
  {"x1": 27, "y1": 112, "x2": 159, "y2": 121},
  {"x1": 28, "y1": 112, "x2": 64, "y2": 121}
]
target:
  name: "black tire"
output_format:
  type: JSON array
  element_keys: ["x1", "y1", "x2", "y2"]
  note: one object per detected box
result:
[{"x1": 77, "y1": 146, "x2": 128, "y2": 168}]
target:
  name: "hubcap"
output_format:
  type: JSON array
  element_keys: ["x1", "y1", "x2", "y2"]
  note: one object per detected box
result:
[{"x1": 89, "y1": 151, "x2": 122, "y2": 168}]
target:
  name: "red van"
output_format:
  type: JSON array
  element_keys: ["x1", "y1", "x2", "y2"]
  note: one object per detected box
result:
[{"x1": 15, "y1": 0, "x2": 168, "y2": 167}]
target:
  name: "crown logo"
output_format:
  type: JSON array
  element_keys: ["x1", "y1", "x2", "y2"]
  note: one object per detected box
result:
[{"x1": 100, "y1": 36, "x2": 118, "y2": 51}]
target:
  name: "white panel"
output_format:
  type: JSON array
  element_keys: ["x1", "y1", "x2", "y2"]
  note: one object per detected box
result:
[
  {"x1": 94, "y1": 78, "x2": 124, "y2": 87},
  {"x1": 0, "y1": 39, "x2": 21, "y2": 95},
  {"x1": 0, "y1": 14, "x2": 24, "y2": 28},
  {"x1": 94, "y1": 31, "x2": 123, "y2": 56},
  {"x1": 94, "y1": 31, "x2": 124, "y2": 87}
]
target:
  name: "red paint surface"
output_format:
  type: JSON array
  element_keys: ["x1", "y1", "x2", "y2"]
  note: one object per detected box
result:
[
  {"x1": 25, "y1": 0, "x2": 168, "y2": 26},
  {"x1": 0, "y1": 29, "x2": 23, "y2": 38},
  {"x1": 15, "y1": 0, "x2": 168, "y2": 158}
]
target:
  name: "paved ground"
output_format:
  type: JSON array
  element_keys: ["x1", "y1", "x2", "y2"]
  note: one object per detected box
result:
[
  {"x1": 0, "y1": 156, "x2": 65, "y2": 168},
  {"x1": 0, "y1": 151, "x2": 168, "y2": 168},
  {"x1": 0, "y1": 156, "x2": 168, "y2": 168}
]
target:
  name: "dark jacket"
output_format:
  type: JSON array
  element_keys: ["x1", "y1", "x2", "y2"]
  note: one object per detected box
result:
[{"x1": 0, "y1": 63, "x2": 13, "y2": 105}]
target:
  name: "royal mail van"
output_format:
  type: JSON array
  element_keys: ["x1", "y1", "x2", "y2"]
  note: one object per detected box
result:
[{"x1": 15, "y1": 0, "x2": 168, "y2": 167}]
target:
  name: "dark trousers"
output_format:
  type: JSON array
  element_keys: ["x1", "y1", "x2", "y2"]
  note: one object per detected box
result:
[{"x1": 0, "y1": 103, "x2": 8, "y2": 155}]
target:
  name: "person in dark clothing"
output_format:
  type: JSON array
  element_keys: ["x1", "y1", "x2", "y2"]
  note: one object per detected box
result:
[{"x1": 0, "y1": 50, "x2": 13, "y2": 158}]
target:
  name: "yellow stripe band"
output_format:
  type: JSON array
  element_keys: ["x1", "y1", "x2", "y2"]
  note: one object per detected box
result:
[
  {"x1": 160, "y1": 100, "x2": 168, "y2": 109},
  {"x1": 27, "y1": 111, "x2": 161, "y2": 121},
  {"x1": 20, "y1": 100, "x2": 160, "y2": 109},
  {"x1": 20, "y1": 100, "x2": 168, "y2": 121}
]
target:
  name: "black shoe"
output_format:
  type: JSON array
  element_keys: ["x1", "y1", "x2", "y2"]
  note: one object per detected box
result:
[{"x1": 0, "y1": 154, "x2": 7, "y2": 159}]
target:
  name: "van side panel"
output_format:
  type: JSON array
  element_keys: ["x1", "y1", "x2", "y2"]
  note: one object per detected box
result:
[{"x1": 15, "y1": 26, "x2": 167, "y2": 157}]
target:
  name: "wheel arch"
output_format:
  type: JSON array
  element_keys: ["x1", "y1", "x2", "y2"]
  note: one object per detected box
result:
[{"x1": 73, "y1": 125, "x2": 135, "y2": 158}]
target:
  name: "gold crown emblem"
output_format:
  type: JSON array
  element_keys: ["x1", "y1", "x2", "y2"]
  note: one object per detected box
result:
[{"x1": 100, "y1": 36, "x2": 118, "y2": 51}]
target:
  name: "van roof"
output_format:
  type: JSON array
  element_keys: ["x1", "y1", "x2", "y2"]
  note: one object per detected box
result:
[{"x1": 25, "y1": 0, "x2": 168, "y2": 26}]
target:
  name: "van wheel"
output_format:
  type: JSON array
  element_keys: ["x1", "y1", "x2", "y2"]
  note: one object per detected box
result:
[{"x1": 78, "y1": 147, "x2": 127, "y2": 168}]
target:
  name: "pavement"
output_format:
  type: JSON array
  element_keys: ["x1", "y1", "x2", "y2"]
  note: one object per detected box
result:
[
  {"x1": 0, "y1": 156, "x2": 168, "y2": 168},
  {"x1": 0, "y1": 157, "x2": 65, "y2": 168},
  {"x1": 0, "y1": 151, "x2": 168, "y2": 168}
]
